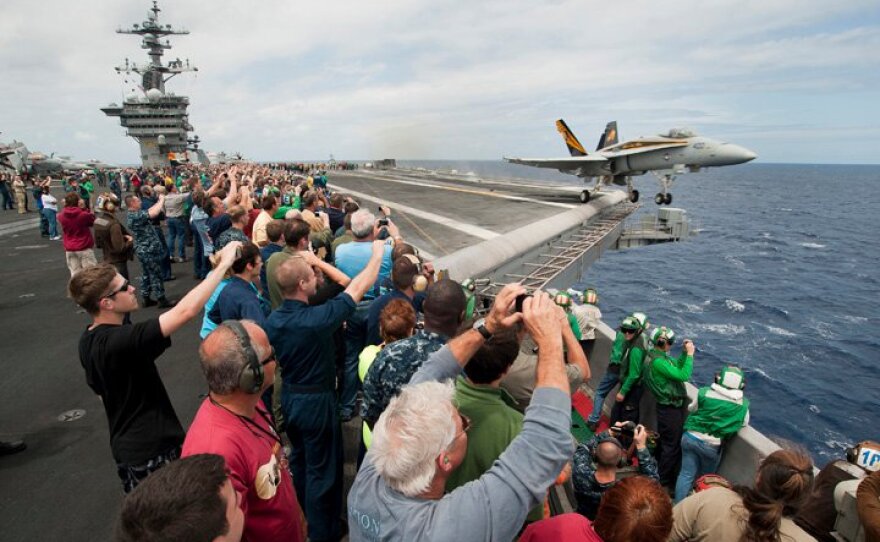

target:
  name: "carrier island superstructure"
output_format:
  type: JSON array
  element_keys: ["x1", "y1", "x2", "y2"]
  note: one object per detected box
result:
[{"x1": 101, "y1": 1, "x2": 206, "y2": 168}]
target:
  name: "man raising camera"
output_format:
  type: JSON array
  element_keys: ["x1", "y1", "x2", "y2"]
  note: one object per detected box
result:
[{"x1": 572, "y1": 422, "x2": 660, "y2": 519}]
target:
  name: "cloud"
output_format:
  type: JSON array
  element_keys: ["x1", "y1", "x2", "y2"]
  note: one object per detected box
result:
[{"x1": 1, "y1": 0, "x2": 878, "y2": 164}]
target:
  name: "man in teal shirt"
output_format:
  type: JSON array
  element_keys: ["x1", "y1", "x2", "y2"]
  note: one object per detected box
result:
[{"x1": 643, "y1": 326, "x2": 695, "y2": 488}]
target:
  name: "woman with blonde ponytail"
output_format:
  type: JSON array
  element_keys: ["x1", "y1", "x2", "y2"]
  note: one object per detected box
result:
[{"x1": 669, "y1": 449, "x2": 817, "y2": 541}]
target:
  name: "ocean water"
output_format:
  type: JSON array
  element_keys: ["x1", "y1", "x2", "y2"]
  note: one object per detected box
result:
[{"x1": 399, "y1": 160, "x2": 880, "y2": 464}]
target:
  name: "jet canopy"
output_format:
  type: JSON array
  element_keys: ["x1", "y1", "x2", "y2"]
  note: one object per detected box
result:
[{"x1": 663, "y1": 128, "x2": 697, "y2": 138}]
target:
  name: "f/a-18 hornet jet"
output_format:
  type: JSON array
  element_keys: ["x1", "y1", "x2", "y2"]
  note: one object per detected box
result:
[{"x1": 505, "y1": 119, "x2": 757, "y2": 205}]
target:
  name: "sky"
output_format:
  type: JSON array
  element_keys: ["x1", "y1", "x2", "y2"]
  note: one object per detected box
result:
[{"x1": 1, "y1": 0, "x2": 879, "y2": 164}]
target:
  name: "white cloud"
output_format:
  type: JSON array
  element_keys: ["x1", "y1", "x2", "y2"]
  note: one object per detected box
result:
[{"x1": 1, "y1": 0, "x2": 878, "y2": 163}]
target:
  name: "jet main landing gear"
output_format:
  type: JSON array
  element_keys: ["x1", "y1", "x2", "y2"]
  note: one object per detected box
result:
[
  {"x1": 579, "y1": 190, "x2": 591, "y2": 204},
  {"x1": 652, "y1": 172, "x2": 676, "y2": 205},
  {"x1": 654, "y1": 192, "x2": 672, "y2": 205}
]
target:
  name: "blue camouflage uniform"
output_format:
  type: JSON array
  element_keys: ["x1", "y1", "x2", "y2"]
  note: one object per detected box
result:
[
  {"x1": 127, "y1": 209, "x2": 165, "y2": 301},
  {"x1": 571, "y1": 429, "x2": 660, "y2": 519},
  {"x1": 214, "y1": 226, "x2": 249, "y2": 251},
  {"x1": 360, "y1": 330, "x2": 447, "y2": 424}
]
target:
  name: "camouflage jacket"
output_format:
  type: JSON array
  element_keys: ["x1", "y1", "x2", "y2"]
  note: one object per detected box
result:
[
  {"x1": 360, "y1": 330, "x2": 448, "y2": 424},
  {"x1": 572, "y1": 430, "x2": 660, "y2": 519},
  {"x1": 126, "y1": 209, "x2": 163, "y2": 258}
]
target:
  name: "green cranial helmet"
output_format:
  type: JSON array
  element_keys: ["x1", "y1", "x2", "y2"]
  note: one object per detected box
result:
[
  {"x1": 650, "y1": 326, "x2": 675, "y2": 345},
  {"x1": 631, "y1": 312, "x2": 648, "y2": 330},
  {"x1": 620, "y1": 316, "x2": 640, "y2": 331},
  {"x1": 716, "y1": 366, "x2": 745, "y2": 390},
  {"x1": 584, "y1": 288, "x2": 598, "y2": 305},
  {"x1": 554, "y1": 292, "x2": 572, "y2": 308}
]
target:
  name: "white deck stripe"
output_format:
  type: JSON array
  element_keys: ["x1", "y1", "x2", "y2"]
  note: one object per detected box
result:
[
  {"x1": 347, "y1": 173, "x2": 577, "y2": 209},
  {"x1": 327, "y1": 184, "x2": 499, "y2": 241}
]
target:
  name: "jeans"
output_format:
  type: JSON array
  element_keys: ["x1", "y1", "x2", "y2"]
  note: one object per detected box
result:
[
  {"x1": 166, "y1": 217, "x2": 186, "y2": 259},
  {"x1": 0, "y1": 186, "x2": 12, "y2": 210},
  {"x1": 42, "y1": 208, "x2": 57, "y2": 237},
  {"x1": 587, "y1": 366, "x2": 620, "y2": 424},
  {"x1": 674, "y1": 433, "x2": 722, "y2": 502},
  {"x1": 341, "y1": 301, "x2": 371, "y2": 418},
  {"x1": 191, "y1": 222, "x2": 209, "y2": 279}
]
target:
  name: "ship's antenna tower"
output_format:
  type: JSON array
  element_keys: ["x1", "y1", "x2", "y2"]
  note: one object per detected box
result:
[{"x1": 101, "y1": 1, "x2": 206, "y2": 168}]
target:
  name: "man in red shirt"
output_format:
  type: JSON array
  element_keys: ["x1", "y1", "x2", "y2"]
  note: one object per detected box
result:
[
  {"x1": 57, "y1": 192, "x2": 97, "y2": 276},
  {"x1": 183, "y1": 320, "x2": 305, "y2": 542}
]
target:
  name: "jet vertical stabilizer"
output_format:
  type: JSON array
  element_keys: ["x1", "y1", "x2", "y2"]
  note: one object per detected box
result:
[
  {"x1": 596, "y1": 121, "x2": 618, "y2": 150},
  {"x1": 555, "y1": 119, "x2": 587, "y2": 157}
]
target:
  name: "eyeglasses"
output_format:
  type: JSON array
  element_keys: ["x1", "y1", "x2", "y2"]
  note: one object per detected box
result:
[
  {"x1": 103, "y1": 279, "x2": 130, "y2": 299},
  {"x1": 261, "y1": 347, "x2": 276, "y2": 366},
  {"x1": 453, "y1": 413, "x2": 472, "y2": 442}
]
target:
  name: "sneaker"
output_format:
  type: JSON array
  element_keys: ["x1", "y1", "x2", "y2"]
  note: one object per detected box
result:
[
  {"x1": 157, "y1": 297, "x2": 177, "y2": 309},
  {"x1": 50, "y1": 236, "x2": 62, "y2": 240},
  {"x1": 586, "y1": 420, "x2": 598, "y2": 432},
  {"x1": 0, "y1": 439, "x2": 26, "y2": 456}
]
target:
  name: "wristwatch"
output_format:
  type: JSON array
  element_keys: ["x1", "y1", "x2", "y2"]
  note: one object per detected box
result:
[{"x1": 473, "y1": 318, "x2": 492, "y2": 340}]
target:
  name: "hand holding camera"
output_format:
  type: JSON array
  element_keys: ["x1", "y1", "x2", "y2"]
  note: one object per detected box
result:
[{"x1": 684, "y1": 339, "x2": 695, "y2": 355}]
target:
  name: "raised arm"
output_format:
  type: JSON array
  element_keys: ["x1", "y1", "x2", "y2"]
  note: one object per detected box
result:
[
  {"x1": 158, "y1": 241, "x2": 242, "y2": 337},
  {"x1": 299, "y1": 250, "x2": 351, "y2": 287},
  {"x1": 147, "y1": 194, "x2": 166, "y2": 219}
]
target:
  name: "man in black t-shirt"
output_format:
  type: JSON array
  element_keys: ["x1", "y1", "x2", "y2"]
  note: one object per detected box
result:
[{"x1": 68, "y1": 241, "x2": 242, "y2": 493}]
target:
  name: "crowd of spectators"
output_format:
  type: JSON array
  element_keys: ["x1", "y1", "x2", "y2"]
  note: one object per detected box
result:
[{"x1": 2, "y1": 160, "x2": 869, "y2": 541}]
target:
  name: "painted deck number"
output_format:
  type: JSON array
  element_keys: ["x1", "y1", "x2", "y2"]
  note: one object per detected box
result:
[{"x1": 58, "y1": 409, "x2": 86, "y2": 422}]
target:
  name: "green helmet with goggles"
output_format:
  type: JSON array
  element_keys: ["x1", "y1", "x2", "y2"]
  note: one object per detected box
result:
[
  {"x1": 584, "y1": 288, "x2": 598, "y2": 305},
  {"x1": 716, "y1": 365, "x2": 745, "y2": 390},
  {"x1": 650, "y1": 326, "x2": 676, "y2": 346},
  {"x1": 553, "y1": 292, "x2": 572, "y2": 308},
  {"x1": 620, "y1": 316, "x2": 640, "y2": 333},
  {"x1": 631, "y1": 312, "x2": 648, "y2": 330}
]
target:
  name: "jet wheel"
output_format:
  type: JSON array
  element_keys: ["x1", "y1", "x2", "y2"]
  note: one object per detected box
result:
[
  {"x1": 655, "y1": 193, "x2": 666, "y2": 205},
  {"x1": 579, "y1": 190, "x2": 591, "y2": 204},
  {"x1": 630, "y1": 190, "x2": 640, "y2": 203},
  {"x1": 664, "y1": 193, "x2": 673, "y2": 205}
]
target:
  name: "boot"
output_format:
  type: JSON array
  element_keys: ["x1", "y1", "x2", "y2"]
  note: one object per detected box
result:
[
  {"x1": 157, "y1": 297, "x2": 177, "y2": 309},
  {"x1": 142, "y1": 297, "x2": 157, "y2": 307},
  {"x1": 0, "y1": 439, "x2": 26, "y2": 456}
]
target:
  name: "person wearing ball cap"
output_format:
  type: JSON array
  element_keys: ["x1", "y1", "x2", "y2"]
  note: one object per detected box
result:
[
  {"x1": 674, "y1": 365, "x2": 750, "y2": 502},
  {"x1": 643, "y1": 326, "x2": 696, "y2": 489},
  {"x1": 585, "y1": 312, "x2": 648, "y2": 432}
]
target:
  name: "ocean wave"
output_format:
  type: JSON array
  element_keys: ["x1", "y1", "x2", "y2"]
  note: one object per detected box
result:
[
  {"x1": 725, "y1": 299, "x2": 745, "y2": 313},
  {"x1": 836, "y1": 314, "x2": 868, "y2": 324},
  {"x1": 724, "y1": 255, "x2": 747, "y2": 270},
  {"x1": 698, "y1": 323, "x2": 746, "y2": 335},
  {"x1": 809, "y1": 404, "x2": 820, "y2": 414},
  {"x1": 799, "y1": 242, "x2": 826, "y2": 249},
  {"x1": 683, "y1": 303, "x2": 705, "y2": 313},
  {"x1": 765, "y1": 325, "x2": 797, "y2": 337}
]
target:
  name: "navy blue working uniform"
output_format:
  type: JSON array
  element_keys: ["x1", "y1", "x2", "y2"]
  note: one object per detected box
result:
[
  {"x1": 265, "y1": 292, "x2": 356, "y2": 542},
  {"x1": 207, "y1": 277, "x2": 271, "y2": 327}
]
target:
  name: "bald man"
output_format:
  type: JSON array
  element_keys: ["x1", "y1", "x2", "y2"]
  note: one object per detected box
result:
[
  {"x1": 264, "y1": 241, "x2": 386, "y2": 542},
  {"x1": 182, "y1": 320, "x2": 305, "y2": 542}
]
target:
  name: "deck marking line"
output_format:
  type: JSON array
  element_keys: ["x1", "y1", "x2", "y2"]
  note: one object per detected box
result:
[{"x1": 327, "y1": 184, "x2": 499, "y2": 241}]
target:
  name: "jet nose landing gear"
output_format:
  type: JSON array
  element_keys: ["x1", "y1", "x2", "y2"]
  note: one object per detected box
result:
[{"x1": 655, "y1": 192, "x2": 672, "y2": 205}]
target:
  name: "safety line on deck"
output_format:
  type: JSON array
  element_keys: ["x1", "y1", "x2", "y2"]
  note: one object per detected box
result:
[
  {"x1": 327, "y1": 184, "x2": 499, "y2": 241},
  {"x1": 344, "y1": 174, "x2": 577, "y2": 209}
]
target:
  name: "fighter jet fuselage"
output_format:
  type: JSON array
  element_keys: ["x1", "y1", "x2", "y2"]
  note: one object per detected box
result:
[{"x1": 506, "y1": 121, "x2": 757, "y2": 205}]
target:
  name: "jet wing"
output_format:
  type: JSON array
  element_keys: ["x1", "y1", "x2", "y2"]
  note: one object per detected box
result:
[
  {"x1": 504, "y1": 155, "x2": 607, "y2": 174},
  {"x1": 598, "y1": 141, "x2": 688, "y2": 158}
]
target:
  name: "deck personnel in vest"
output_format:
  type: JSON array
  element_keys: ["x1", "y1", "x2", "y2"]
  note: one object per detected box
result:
[
  {"x1": 586, "y1": 313, "x2": 648, "y2": 432},
  {"x1": 610, "y1": 312, "x2": 650, "y2": 427},
  {"x1": 674, "y1": 365, "x2": 749, "y2": 502},
  {"x1": 642, "y1": 326, "x2": 695, "y2": 489},
  {"x1": 570, "y1": 288, "x2": 602, "y2": 353}
]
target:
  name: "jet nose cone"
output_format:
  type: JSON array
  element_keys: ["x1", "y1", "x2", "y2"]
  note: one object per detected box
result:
[{"x1": 729, "y1": 145, "x2": 757, "y2": 164}]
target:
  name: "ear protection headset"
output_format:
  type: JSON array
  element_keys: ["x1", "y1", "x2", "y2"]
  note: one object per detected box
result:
[
  {"x1": 222, "y1": 320, "x2": 264, "y2": 394},
  {"x1": 715, "y1": 365, "x2": 745, "y2": 390},
  {"x1": 591, "y1": 435, "x2": 628, "y2": 468},
  {"x1": 402, "y1": 254, "x2": 428, "y2": 292}
]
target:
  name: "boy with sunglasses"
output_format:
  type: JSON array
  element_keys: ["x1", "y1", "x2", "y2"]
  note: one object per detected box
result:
[{"x1": 68, "y1": 241, "x2": 242, "y2": 493}]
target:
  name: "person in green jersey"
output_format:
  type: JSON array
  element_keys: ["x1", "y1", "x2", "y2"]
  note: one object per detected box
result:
[
  {"x1": 674, "y1": 365, "x2": 749, "y2": 502},
  {"x1": 642, "y1": 326, "x2": 695, "y2": 488}
]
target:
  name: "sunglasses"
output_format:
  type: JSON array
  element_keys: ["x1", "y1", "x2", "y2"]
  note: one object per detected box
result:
[{"x1": 103, "y1": 279, "x2": 131, "y2": 299}]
